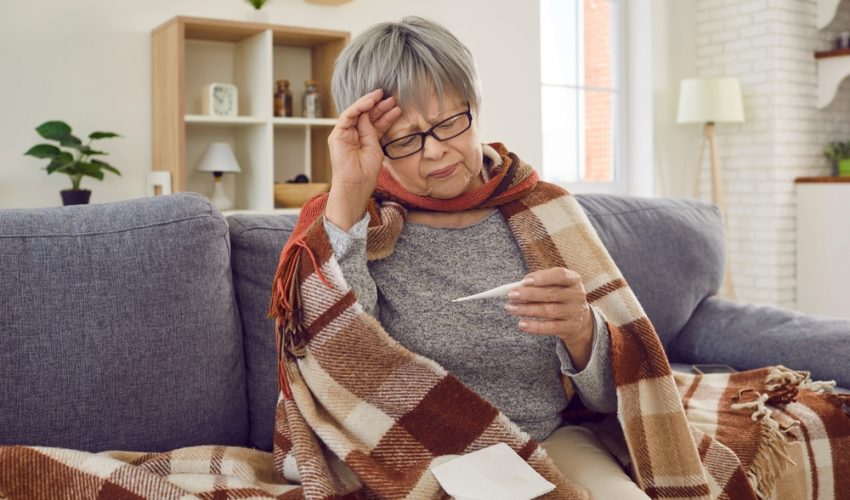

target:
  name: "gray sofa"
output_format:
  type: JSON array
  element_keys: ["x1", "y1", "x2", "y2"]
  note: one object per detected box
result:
[{"x1": 1, "y1": 192, "x2": 848, "y2": 454}]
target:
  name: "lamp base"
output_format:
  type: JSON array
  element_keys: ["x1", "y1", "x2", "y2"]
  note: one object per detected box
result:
[
  {"x1": 208, "y1": 174, "x2": 234, "y2": 211},
  {"x1": 695, "y1": 122, "x2": 736, "y2": 300}
]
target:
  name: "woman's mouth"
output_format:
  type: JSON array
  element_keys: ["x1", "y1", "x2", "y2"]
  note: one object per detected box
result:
[{"x1": 428, "y1": 162, "x2": 459, "y2": 178}]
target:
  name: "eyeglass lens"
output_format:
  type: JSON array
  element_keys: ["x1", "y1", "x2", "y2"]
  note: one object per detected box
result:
[{"x1": 383, "y1": 110, "x2": 471, "y2": 159}]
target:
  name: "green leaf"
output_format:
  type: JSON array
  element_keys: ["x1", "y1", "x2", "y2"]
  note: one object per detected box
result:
[
  {"x1": 89, "y1": 131, "x2": 121, "y2": 140},
  {"x1": 59, "y1": 134, "x2": 83, "y2": 148},
  {"x1": 24, "y1": 144, "x2": 62, "y2": 159},
  {"x1": 46, "y1": 162, "x2": 65, "y2": 174},
  {"x1": 55, "y1": 162, "x2": 81, "y2": 175},
  {"x1": 46, "y1": 155, "x2": 75, "y2": 174},
  {"x1": 79, "y1": 145, "x2": 106, "y2": 156},
  {"x1": 35, "y1": 121, "x2": 72, "y2": 140},
  {"x1": 91, "y1": 158, "x2": 121, "y2": 175},
  {"x1": 77, "y1": 162, "x2": 105, "y2": 180}
]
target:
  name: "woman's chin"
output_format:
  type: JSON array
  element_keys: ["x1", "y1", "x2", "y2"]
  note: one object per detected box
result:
[
  {"x1": 426, "y1": 183, "x2": 467, "y2": 200},
  {"x1": 424, "y1": 172, "x2": 479, "y2": 199}
]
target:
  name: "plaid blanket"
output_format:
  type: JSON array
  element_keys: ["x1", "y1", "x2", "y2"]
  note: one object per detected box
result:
[
  {"x1": 2, "y1": 144, "x2": 848, "y2": 499},
  {"x1": 674, "y1": 367, "x2": 850, "y2": 499},
  {"x1": 0, "y1": 446, "x2": 300, "y2": 498}
]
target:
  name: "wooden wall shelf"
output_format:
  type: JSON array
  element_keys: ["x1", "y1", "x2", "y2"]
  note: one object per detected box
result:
[
  {"x1": 795, "y1": 175, "x2": 850, "y2": 182},
  {"x1": 151, "y1": 16, "x2": 349, "y2": 211},
  {"x1": 814, "y1": 48, "x2": 850, "y2": 59}
]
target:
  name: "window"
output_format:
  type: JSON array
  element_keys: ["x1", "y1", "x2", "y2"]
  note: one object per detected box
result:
[{"x1": 540, "y1": 0, "x2": 623, "y2": 191}]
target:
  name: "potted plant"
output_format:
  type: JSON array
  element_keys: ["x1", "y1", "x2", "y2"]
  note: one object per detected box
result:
[
  {"x1": 24, "y1": 121, "x2": 122, "y2": 205},
  {"x1": 823, "y1": 140, "x2": 850, "y2": 177}
]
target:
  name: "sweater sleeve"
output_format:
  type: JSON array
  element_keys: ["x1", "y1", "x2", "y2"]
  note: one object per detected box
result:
[
  {"x1": 322, "y1": 213, "x2": 379, "y2": 317},
  {"x1": 555, "y1": 306, "x2": 618, "y2": 413}
]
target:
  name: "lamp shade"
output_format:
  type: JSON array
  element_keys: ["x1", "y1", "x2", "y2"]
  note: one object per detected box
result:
[
  {"x1": 196, "y1": 142, "x2": 241, "y2": 173},
  {"x1": 676, "y1": 78, "x2": 745, "y2": 124}
]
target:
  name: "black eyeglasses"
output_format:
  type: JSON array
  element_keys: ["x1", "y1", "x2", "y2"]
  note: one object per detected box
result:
[{"x1": 381, "y1": 104, "x2": 472, "y2": 160}]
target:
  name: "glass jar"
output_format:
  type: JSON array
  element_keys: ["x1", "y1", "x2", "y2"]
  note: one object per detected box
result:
[
  {"x1": 274, "y1": 80, "x2": 293, "y2": 117},
  {"x1": 302, "y1": 79, "x2": 322, "y2": 118}
]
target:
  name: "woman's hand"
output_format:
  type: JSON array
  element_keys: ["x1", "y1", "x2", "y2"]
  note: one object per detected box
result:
[
  {"x1": 504, "y1": 267, "x2": 595, "y2": 370},
  {"x1": 325, "y1": 89, "x2": 402, "y2": 231}
]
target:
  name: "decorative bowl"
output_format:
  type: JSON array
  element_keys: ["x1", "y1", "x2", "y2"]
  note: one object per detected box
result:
[{"x1": 274, "y1": 182, "x2": 330, "y2": 208}]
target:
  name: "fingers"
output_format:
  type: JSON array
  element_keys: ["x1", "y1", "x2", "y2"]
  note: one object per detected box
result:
[
  {"x1": 368, "y1": 95, "x2": 398, "y2": 121},
  {"x1": 505, "y1": 300, "x2": 578, "y2": 319},
  {"x1": 522, "y1": 267, "x2": 582, "y2": 287},
  {"x1": 516, "y1": 317, "x2": 586, "y2": 337},
  {"x1": 504, "y1": 266, "x2": 590, "y2": 337},
  {"x1": 372, "y1": 105, "x2": 403, "y2": 136},
  {"x1": 507, "y1": 285, "x2": 584, "y2": 306},
  {"x1": 335, "y1": 89, "x2": 384, "y2": 129},
  {"x1": 336, "y1": 90, "x2": 400, "y2": 129},
  {"x1": 355, "y1": 111, "x2": 379, "y2": 147}
]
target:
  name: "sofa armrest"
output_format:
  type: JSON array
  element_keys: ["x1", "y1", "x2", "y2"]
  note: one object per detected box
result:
[{"x1": 667, "y1": 297, "x2": 850, "y2": 388}]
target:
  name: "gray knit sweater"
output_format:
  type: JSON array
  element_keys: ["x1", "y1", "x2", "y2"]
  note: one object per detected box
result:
[{"x1": 323, "y1": 210, "x2": 616, "y2": 441}]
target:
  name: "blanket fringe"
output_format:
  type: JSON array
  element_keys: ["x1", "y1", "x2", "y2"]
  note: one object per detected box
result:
[
  {"x1": 766, "y1": 366, "x2": 850, "y2": 419},
  {"x1": 730, "y1": 366, "x2": 850, "y2": 498},
  {"x1": 731, "y1": 390, "x2": 796, "y2": 500},
  {"x1": 268, "y1": 231, "x2": 332, "y2": 399},
  {"x1": 765, "y1": 365, "x2": 837, "y2": 394}
]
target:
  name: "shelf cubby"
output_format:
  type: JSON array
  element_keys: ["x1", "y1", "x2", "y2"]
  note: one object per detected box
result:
[{"x1": 152, "y1": 16, "x2": 349, "y2": 210}]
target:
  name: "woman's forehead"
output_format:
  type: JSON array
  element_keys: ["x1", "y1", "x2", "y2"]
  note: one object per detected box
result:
[{"x1": 389, "y1": 91, "x2": 466, "y2": 135}]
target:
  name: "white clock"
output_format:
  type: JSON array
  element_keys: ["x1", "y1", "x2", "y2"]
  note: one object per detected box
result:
[{"x1": 201, "y1": 83, "x2": 238, "y2": 117}]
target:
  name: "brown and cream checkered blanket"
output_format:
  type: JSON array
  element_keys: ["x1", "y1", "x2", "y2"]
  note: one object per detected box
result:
[{"x1": 2, "y1": 144, "x2": 848, "y2": 499}]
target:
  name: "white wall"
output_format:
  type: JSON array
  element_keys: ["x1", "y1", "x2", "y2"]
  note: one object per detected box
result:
[
  {"x1": 651, "y1": 0, "x2": 699, "y2": 199},
  {"x1": 0, "y1": 0, "x2": 542, "y2": 208},
  {"x1": 620, "y1": 0, "x2": 699, "y2": 198},
  {"x1": 687, "y1": 0, "x2": 850, "y2": 309}
]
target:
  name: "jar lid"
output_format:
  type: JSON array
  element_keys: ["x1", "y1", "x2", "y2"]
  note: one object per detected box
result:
[
  {"x1": 277, "y1": 79, "x2": 290, "y2": 85},
  {"x1": 305, "y1": 79, "x2": 319, "y2": 86}
]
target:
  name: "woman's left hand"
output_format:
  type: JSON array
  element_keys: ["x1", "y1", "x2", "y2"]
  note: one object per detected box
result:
[{"x1": 504, "y1": 267, "x2": 594, "y2": 369}]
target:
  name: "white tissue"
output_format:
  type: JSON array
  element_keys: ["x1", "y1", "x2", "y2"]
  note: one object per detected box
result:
[{"x1": 430, "y1": 443, "x2": 556, "y2": 500}]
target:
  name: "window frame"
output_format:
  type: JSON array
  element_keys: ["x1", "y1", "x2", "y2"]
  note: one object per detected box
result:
[{"x1": 539, "y1": 0, "x2": 629, "y2": 195}]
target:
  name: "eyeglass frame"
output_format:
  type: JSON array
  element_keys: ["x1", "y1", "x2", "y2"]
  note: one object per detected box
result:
[{"x1": 380, "y1": 104, "x2": 473, "y2": 160}]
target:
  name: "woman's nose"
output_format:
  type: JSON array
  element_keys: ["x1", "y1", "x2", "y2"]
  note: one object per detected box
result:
[{"x1": 421, "y1": 133, "x2": 448, "y2": 160}]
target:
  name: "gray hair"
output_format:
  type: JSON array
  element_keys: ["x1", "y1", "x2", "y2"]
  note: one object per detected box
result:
[{"x1": 331, "y1": 16, "x2": 482, "y2": 118}]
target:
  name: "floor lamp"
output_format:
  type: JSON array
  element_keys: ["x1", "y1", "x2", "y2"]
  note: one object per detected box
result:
[{"x1": 676, "y1": 78, "x2": 745, "y2": 299}]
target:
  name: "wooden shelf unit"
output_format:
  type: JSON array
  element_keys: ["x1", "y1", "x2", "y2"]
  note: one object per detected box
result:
[{"x1": 151, "y1": 16, "x2": 348, "y2": 210}]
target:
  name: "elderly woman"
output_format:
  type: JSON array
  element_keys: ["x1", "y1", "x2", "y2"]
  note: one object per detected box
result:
[
  {"x1": 315, "y1": 16, "x2": 646, "y2": 498},
  {"x1": 270, "y1": 16, "x2": 670, "y2": 499}
]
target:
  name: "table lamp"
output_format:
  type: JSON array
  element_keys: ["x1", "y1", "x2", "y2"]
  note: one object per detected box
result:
[
  {"x1": 677, "y1": 77, "x2": 745, "y2": 298},
  {"x1": 196, "y1": 142, "x2": 241, "y2": 210}
]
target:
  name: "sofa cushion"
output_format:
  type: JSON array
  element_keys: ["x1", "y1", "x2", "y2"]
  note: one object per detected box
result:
[
  {"x1": 227, "y1": 214, "x2": 296, "y2": 451},
  {"x1": 575, "y1": 194, "x2": 724, "y2": 348},
  {"x1": 0, "y1": 193, "x2": 249, "y2": 452}
]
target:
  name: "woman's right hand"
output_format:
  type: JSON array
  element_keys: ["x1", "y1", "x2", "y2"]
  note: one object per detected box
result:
[{"x1": 325, "y1": 89, "x2": 402, "y2": 231}]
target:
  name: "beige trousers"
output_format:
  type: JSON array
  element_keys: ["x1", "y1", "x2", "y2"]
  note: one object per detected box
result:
[{"x1": 540, "y1": 425, "x2": 650, "y2": 500}]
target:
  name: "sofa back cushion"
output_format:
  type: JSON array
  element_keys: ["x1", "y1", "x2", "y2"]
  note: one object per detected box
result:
[
  {"x1": 576, "y1": 194, "x2": 724, "y2": 347},
  {"x1": 0, "y1": 193, "x2": 249, "y2": 452},
  {"x1": 227, "y1": 214, "x2": 296, "y2": 451},
  {"x1": 229, "y1": 193, "x2": 724, "y2": 451}
]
